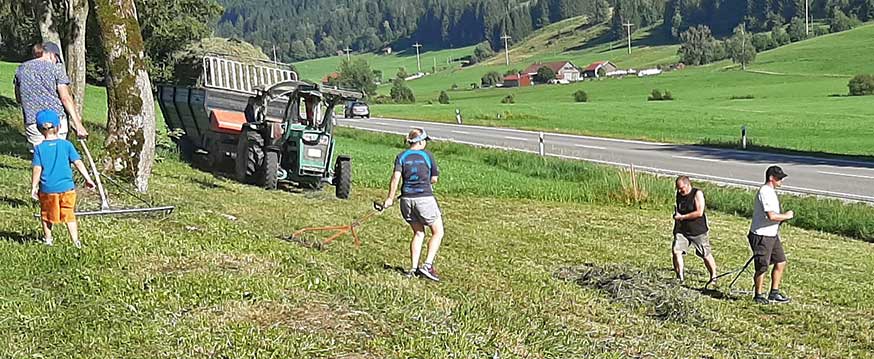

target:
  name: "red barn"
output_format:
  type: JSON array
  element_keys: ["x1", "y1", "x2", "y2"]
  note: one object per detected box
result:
[{"x1": 503, "y1": 73, "x2": 532, "y2": 87}]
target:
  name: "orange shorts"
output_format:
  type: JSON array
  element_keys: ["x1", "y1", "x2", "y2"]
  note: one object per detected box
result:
[{"x1": 39, "y1": 191, "x2": 77, "y2": 224}]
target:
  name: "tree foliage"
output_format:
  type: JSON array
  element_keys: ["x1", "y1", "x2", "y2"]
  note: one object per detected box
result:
[
  {"x1": 535, "y1": 66, "x2": 556, "y2": 83},
  {"x1": 390, "y1": 78, "x2": 416, "y2": 103},
  {"x1": 337, "y1": 59, "x2": 378, "y2": 96},
  {"x1": 438, "y1": 90, "x2": 450, "y2": 104},
  {"x1": 471, "y1": 41, "x2": 496, "y2": 64},
  {"x1": 728, "y1": 24, "x2": 756, "y2": 69},
  {"x1": 481, "y1": 71, "x2": 503, "y2": 87},
  {"x1": 848, "y1": 74, "x2": 874, "y2": 96},
  {"x1": 677, "y1": 25, "x2": 725, "y2": 65},
  {"x1": 664, "y1": 0, "x2": 873, "y2": 38}
]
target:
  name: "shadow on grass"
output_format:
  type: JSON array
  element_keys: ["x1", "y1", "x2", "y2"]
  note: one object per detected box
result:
[
  {"x1": 0, "y1": 195, "x2": 29, "y2": 208},
  {"x1": 0, "y1": 230, "x2": 38, "y2": 244},
  {"x1": 0, "y1": 95, "x2": 30, "y2": 159}
]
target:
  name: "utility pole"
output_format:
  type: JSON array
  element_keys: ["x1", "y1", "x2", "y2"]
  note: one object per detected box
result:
[
  {"x1": 272, "y1": 45, "x2": 278, "y2": 63},
  {"x1": 623, "y1": 23, "x2": 634, "y2": 54},
  {"x1": 343, "y1": 47, "x2": 352, "y2": 61},
  {"x1": 805, "y1": 0, "x2": 810, "y2": 36},
  {"x1": 413, "y1": 43, "x2": 423, "y2": 73},
  {"x1": 741, "y1": 25, "x2": 747, "y2": 71},
  {"x1": 501, "y1": 34, "x2": 512, "y2": 66}
]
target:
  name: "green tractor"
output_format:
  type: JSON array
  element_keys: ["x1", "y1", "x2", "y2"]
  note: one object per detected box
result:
[
  {"x1": 156, "y1": 55, "x2": 363, "y2": 199},
  {"x1": 235, "y1": 80, "x2": 363, "y2": 197}
]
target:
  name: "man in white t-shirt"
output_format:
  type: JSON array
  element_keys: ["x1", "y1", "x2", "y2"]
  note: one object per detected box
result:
[{"x1": 748, "y1": 166, "x2": 795, "y2": 304}]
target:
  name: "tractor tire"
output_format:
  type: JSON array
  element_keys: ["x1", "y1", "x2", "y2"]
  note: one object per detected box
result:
[
  {"x1": 334, "y1": 157, "x2": 352, "y2": 199},
  {"x1": 177, "y1": 136, "x2": 195, "y2": 163},
  {"x1": 261, "y1": 151, "x2": 279, "y2": 190},
  {"x1": 235, "y1": 128, "x2": 264, "y2": 184}
]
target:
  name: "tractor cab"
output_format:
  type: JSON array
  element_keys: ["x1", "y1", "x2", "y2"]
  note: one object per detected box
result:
[{"x1": 236, "y1": 80, "x2": 362, "y2": 196}]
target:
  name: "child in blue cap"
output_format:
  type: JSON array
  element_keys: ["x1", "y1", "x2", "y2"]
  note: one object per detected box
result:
[{"x1": 30, "y1": 109, "x2": 95, "y2": 247}]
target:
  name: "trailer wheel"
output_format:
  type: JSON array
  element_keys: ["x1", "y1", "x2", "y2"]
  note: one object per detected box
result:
[
  {"x1": 334, "y1": 156, "x2": 352, "y2": 199},
  {"x1": 235, "y1": 128, "x2": 263, "y2": 184},
  {"x1": 261, "y1": 151, "x2": 279, "y2": 190}
]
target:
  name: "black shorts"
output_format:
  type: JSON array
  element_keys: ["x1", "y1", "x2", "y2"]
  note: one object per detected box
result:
[{"x1": 748, "y1": 232, "x2": 787, "y2": 273}]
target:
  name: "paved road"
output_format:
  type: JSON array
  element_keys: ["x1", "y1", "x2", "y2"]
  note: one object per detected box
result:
[{"x1": 338, "y1": 117, "x2": 874, "y2": 202}]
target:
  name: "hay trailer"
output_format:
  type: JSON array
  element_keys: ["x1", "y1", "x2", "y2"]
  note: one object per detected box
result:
[{"x1": 157, "y1": 55, "x2": 362, "y2": 198}]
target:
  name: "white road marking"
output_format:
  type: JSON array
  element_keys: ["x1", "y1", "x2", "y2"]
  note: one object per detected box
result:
[
  {"x1": 452, "y1": 130, "x2": 471, "y2": 135},
  {"x1": 818, "y1": 171, "x2": 874, "y2": 180},
  {"x1": 574, "y1": 144, "x2": 606, "y2": 150},
  {"x1": 504, "y1": 136, "x2": 529, "y2": 142},
  {"x1": 672, "y1": 155, "x2": 723, "y2": 163}
]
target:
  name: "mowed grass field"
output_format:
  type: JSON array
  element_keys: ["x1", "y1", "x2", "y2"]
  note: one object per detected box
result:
[
  {"x1": 328, "y1": 22, "x2": 874, "y2": 157},
  {"x1": 1, "y1": 63, "x2": 874, "y2": 356}
]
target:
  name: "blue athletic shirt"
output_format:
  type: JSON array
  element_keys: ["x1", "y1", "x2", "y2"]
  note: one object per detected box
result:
[
  {"x1": 394, "y1": 149, "x2": 439, "y2": 198},
  {"x1": 32, "y1": 139, "x2": 81, "y2": 194}
]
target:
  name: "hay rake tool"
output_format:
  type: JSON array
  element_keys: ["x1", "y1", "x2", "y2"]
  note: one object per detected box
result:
[
  {"x1": 288, "y1": 201, "x2": 387, "y2": 247},
  {"x1": 705, "y1": 254, "x2": 756, "y2": 296},
  {"x1": 35, "y1": 139, "x2": 175, "y2": 218}
]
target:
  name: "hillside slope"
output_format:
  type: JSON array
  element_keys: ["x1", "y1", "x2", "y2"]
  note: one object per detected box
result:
[{"x1": 371, "y1": 23, "x2": 874, "y2": 156}]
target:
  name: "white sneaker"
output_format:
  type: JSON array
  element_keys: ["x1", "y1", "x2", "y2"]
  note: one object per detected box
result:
[
  {"x1": 73, "y1": 240, "x2": 82, "y2": 249},
  {"x1": 43, "y1": 238, "x2": 54, "y2": 246}
]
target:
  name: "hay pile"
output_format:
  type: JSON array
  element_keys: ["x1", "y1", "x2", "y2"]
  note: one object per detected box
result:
[
  {"x1": 555, "y1": 263, "x2": 704, "y2": 323},
  {"x1": 169, "y1": 37, "x2": 274, "y2": 86}
]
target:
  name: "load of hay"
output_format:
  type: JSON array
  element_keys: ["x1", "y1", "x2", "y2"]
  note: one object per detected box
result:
[{"x1": 169, "y1": 37, "x2": 294, "y2": 86}]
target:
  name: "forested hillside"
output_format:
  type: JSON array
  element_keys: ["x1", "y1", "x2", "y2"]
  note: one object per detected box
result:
[
  {"x1": 216, "y1": 0, "x2": 873, "y2": 63},
  {"x1": 215, "y1": 0, "x2": 609, "y2": 61}
]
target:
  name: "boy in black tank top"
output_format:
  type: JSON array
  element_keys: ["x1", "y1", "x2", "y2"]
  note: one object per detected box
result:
[{"x1": 672, "y1": 176, "x2": 718, "y2": 284}]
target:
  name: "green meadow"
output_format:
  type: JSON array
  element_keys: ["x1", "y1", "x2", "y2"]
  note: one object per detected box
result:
[{"x1": 2, "y1": 57, "x2": 874, "y2": 356}]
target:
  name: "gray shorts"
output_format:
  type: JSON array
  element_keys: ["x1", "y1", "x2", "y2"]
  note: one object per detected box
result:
[
  {"x1": 673, "y1": 232, "x2": 712, "y2": 258},
  {"x1": 25, "y1": 118, "x2": 69, "y2": 151},
  {"x1": 400, "y1": 196, "x2": 442, "y2": 225}
]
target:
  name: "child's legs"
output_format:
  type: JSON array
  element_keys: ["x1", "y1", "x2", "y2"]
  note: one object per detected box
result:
[
  {"x1": 41, "y1": 221, "x2": 54, "y2": 240},
  {"x1": 66, "y1": 221, "x2": 79, "y2": 243}
]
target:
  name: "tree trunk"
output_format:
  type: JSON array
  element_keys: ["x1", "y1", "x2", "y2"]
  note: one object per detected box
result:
[
  {"x1": 92, "y1": 0, "x2": 156, "y2": 193},
  {"x1": 34, "y1": 0, "x2": 63, "y2": 54},
  {"x1": 64, "y1": 0, "x2": 88, "y2": 114}
]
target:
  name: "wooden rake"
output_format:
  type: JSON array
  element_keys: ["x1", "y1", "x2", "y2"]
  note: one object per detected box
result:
[{"x1": 289, "y1": 202, "x2": 387, "y2": 247}]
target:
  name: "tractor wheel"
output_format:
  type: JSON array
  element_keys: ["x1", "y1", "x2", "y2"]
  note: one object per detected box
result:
[
  {"x1": 177, "y1": 136, "x2": 195, "y2": 163},
  {"x1": 334, "y1": 157, "x2": 352, "y2": 199},
  {"x1": 235, "y1": 128, "x2": 264, "y2": 184},
  {"x1": 261, "y1": 151, "x2": 279, "y2": 190}
]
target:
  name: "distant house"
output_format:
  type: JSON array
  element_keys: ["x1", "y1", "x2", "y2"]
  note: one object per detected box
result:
[
  {"x1": 524, "y1": 61, "x2": 582, "y2": 82},
  {"x1": 583, "y1": 61, "x2": 618, "y2": 78},
  {"x1": 503, "y1": 73, "x2": 532, "y2": 88},
  {"x1": 322, "y1": 72, "x2": 341, "y2": 85},
  {"x1": 382, "y1": 47, "x2": 393, "y2": 55}
]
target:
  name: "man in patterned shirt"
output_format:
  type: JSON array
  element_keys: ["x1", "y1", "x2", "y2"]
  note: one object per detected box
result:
[{"x1": 13, "y1": 42, "x2": 89, "y2": 151}]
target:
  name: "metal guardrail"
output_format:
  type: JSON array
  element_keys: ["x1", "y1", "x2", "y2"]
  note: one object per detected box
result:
[{"x1": 202, "y1": 55, "x2": 298, "y2": 94}]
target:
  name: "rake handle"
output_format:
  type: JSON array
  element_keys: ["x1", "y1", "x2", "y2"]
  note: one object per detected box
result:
[{"x1": 78, "y1": 139, "x2": 110, "y2": 210}]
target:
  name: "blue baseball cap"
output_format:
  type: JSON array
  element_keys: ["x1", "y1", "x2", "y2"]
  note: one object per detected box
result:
[
  {"x1": 43, "y1": 42, "x2": 63, "y2": 63},
  {"x1": 36, "y1": 109, "x2": 61, "y2": 130}
]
